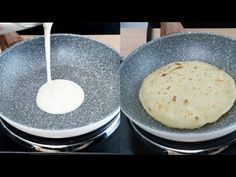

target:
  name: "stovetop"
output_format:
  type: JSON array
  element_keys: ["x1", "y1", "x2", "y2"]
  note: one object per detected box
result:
[
  {"x1": 1, "y1": 112, "x2": 236, "y2": 154},
  {"x1": 0, "y1": 118, "x2": 120, "y2": 154},
  {"x1": 120, "y1": 113, "x2": 236, "y2": 155}
]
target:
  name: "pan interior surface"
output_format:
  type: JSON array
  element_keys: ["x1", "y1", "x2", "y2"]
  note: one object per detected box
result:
[
  {"x1": 0, "y1": 34, "x2": 120, "y2": 136},
  {"x1": 121, "y1": 32, "x2": 236, "y2": 142}
]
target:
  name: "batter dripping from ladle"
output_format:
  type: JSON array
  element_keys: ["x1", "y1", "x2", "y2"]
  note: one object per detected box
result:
[{"x1": 36, "y1": 23, "x2": 84, "y2": 114}]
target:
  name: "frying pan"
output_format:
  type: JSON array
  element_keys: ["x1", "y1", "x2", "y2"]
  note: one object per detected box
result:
[
  {"x1": 121, "y1": 22, "x2": 236, "y2": 142},
  {"x1": 0, "y1": 33, "x2": 120, "y2": 138}
]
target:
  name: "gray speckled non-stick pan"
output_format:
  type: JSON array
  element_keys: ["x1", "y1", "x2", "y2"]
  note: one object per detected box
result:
[
  {"x1": 121, "y1": 32, "x2": 236, "y2": 142},
  {"x1": 0, "y1": 34, "x2": 120, "y2": 138}
]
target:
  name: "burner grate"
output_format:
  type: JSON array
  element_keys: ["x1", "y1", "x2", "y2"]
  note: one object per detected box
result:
[
  {"x1": 129, "y1": 120, "x2": 236, "y2": 155},
  {"x1": 0, "y1": 113, "x2": 120, "y2": 152}
]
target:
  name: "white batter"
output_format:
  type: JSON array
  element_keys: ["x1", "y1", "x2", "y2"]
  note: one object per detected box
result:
[{"x1": 36, "y1": 23, "x2": 85, "y2": 114}]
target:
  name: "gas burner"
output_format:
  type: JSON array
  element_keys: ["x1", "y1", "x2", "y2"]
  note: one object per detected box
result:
[
  {"x1": 129, "y1": 120, "x2": 236, "y2": 155},
  {"x1": 0, "y1": 113, "x2": 120, "y2": 152}
]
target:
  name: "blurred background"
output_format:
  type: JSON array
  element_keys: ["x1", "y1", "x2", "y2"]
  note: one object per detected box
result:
[
  {"x1": 17, "y1": 22, "x2": 120, "y2": 35},
  {"x1": 121, "y1": 22, "x2": 236, "y2": 28},
  {"x1": 120, "y1": 22, "x2": 236, "y2": 57}
]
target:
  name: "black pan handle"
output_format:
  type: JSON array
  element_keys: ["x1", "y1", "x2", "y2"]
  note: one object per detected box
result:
[{"x1": 146, "y1": 22, "x2": 153, "y2": 42}]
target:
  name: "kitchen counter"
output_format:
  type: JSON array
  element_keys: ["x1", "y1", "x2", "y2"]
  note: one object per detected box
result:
[{"x1": 121, "y1": 28, "x2": 236, "y2": 56}]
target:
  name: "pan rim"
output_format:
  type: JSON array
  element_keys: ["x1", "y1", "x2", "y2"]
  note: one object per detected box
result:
[
  {"x1": 0, "y1": 33, "x2": 120, "y2": 138},
  {"x1": 121, "y1": 31, "x2": 236, "y2": 142}
]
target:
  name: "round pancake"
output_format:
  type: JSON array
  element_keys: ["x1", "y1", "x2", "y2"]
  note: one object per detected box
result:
[{"x1": 139, "y1": 61, "x2": 236, "y2": 129}]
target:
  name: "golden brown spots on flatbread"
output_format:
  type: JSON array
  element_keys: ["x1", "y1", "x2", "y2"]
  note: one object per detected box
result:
[
  {"x1": 185, "y1": 110, "x2": 193, "y2": 117},
  {"x1": 184, "y1": 99, "x2": 190, "y2": 105},
  {"x1": 156, "y1": 102, "x2": 163, "y2": 109},
  {"x1": 162, "y1": 66, "x2": 184, "y2": 77},
  {"x1": 215, "y1": 79, "x2": 224, "y2": 82},
  {"x1": 171, "y1": 66, "x2": 183, "y2": 72},
  {"x1": 139, "y1": 60, "x2": 236, "y2": 129},
  {"x1": 148, "y1": 107, "x2": 152, "y2": 111},
  {"x1": 173, "y1": 96, "x2": 176, "y2": 101},
  {"x1": 175, "y1": 63, "x2": 182, "y2": 66}
]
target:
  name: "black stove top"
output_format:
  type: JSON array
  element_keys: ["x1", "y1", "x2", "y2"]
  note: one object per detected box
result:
[
  {"x1": 1, "y1": 112, "x2": 236, "y2": 154},
  {"x1": 0, "y1": 118, "x2": 120, "y2": 154},
  {"x1": 120, "y1": 113, "x2": 236, "y2": 155}
]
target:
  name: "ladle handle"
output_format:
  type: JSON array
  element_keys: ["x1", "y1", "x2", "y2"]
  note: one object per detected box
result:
[{"x1": 0, "y1": 32, "x2": 23, "y2": 51}]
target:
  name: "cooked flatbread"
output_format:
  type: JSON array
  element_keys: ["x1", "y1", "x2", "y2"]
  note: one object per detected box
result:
[{"x1": 139, "y1": 61, "x2": 236, "y2": 129}]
